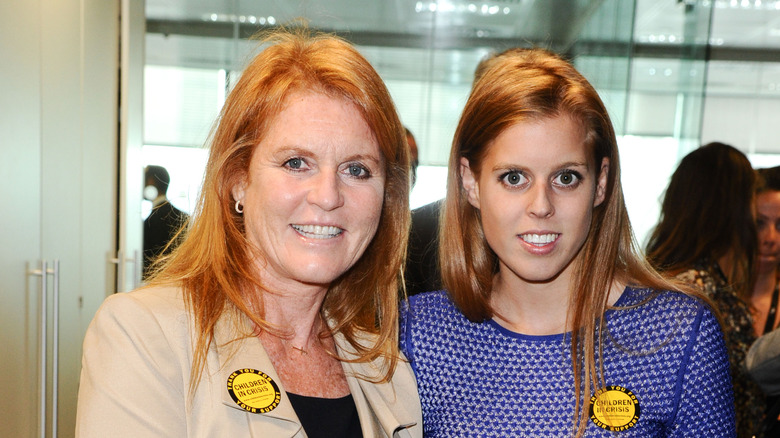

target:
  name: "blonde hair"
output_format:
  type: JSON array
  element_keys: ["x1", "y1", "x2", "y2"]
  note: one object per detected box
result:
[
  {"x1": 149, "y1": 29, "x2": 410, "y2": 390},
  {"x1": 440, "y1": 47, "x2": 691, "y2": 436}
]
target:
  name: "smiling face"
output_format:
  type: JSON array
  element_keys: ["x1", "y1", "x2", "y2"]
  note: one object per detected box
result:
[
  {"x1": 461, "y1": 115, "x2": 608, "y2": 290},
  {"x1": 757, "y1": 190, "x2": 780, "y2": 274},
  {"x1": 232, "y1": 91, "x2": 385, "y2": 291}
]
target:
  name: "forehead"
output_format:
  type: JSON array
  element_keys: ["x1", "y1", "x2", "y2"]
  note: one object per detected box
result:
[
  {"x1": 482, "y1": 115, "x2": 590, "y2": 167},
  {"x1": 257, "y1": 91, "x2": 379, "y2": 153},
  {"x1": 758, "y1": 191, "x2": 780, "y2": 210}
]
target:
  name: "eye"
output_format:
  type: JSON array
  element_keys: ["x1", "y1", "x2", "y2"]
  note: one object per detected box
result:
[
  {"x1": 500, "y1": 170, "x2": 527, "y2": 187},
  {"x1": 344, "y1": 163, "x2": 370, "y2": 179},
  {"x1": 553, "y1": 170, "x2": 582, "y2": 188},
  {"x1": 283, "y1": 157, "x2": 307, "y2": 171}
]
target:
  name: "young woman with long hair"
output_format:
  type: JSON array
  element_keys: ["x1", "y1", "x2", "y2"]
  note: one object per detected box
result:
[{"x1": 400, "y1": 48, "x2": 734, "y2": 437}]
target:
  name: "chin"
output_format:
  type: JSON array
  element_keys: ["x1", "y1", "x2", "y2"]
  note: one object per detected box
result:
[{"x1": 291, "y1": 264, "x2": 349, "y2": 286}]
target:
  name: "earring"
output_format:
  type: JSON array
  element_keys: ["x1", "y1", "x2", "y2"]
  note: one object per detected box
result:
[{"x1": 235, "y1": 200, "x2": 244, "y2": 214}]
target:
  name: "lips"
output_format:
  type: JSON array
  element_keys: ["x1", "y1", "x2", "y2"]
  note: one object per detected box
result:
[
  {"x1": 519, "y1": 233, "x2": 559, "y2": 246},
  {"x1": 291, "y1": 224, "x2": 343, "y2": 239}
]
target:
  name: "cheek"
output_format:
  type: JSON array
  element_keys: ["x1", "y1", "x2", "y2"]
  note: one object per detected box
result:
[
  {"x1": 353, "y1": 184, "x2": 385, "y2": 229},
  {"x1": 477, "y1": 196, "x2": 515, "y2": 249},
  {"x1": 565, "y1": 195, "x2": 596, "y2": 235}
]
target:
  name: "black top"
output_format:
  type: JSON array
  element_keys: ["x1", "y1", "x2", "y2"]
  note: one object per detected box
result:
[
  {"x1": 762, "y1": 281, "x2": 780, "y2": 335},
  {"x1": 287, "y1": 392, "x2": 363, "y2": 438}
]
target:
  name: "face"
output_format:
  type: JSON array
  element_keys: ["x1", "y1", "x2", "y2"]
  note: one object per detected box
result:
[
  {"x1": 461, "y1": 115, "x2": 608, "y2": 289},
  {"x1": 232, "y1": 91, "x2": 385, "y2": 291},
  {"x1": 757, "y1": 190, "x2": 780, "y2": 273}
]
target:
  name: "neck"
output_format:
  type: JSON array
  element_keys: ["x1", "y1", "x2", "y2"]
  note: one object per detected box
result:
[
  {"x1": 490, "y1": 273, "x2": 571, "y2": 335},
  {"x1": 753, "y1": 266, "x2": 778, "y2": 300},
  {"x1": 715, "y1": 252, "x2": 734, "y2": 282},
  {"x1": 261, "y1": 288, "x2": 327, "y2": 349},
  {"x1": 152, "y1": 194, "x2": 167, "y2": 207}
]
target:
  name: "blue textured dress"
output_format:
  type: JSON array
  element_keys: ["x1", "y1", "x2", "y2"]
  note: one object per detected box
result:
[{"x1": 400, "y1": 287, "x2": 736, "y2": 437}]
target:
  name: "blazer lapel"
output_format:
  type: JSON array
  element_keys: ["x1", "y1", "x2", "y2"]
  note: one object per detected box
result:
[
  {"x1": 335, "y1": 332, "x2": 421, "y2": 438},
  {"x1": 212, "y1": 312, "x2": 304, "y2": 438}
]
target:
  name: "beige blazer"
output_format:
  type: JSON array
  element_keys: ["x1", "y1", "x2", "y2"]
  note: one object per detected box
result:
[{"x1": 75, "y1": 286, "x2": 422, "y2": 437}]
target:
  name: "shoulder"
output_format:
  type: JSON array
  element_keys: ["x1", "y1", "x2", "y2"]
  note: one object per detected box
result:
[
  {"x1": 674, "y1": 267, "x2": 710, "y2": 288},
  {"x1": 411, "y1": 199, "x2": 442, "y2": 219},
  {"x1": 618, "y1": 286, "x2": 707, "y2": 310},
  {"x1": 609, "y1": 287, "x2": 728, "y2": 375},
  {"x1": 88, "y1": 285, "x2": 191, "y2": 348},
  {"x1": 401, "y1": 290, "x2": 462, "y2": 325},
  {"x1": 610, "y1": 286, "x2": 718, "y2": 342},
  {"x1": 399, "y1": 290, "x2": 489, "y2": 360},
  {"x1": 97, "y1": 284, "x2": 186, "y2": 320},
  {"x1": 410, "y1": 200, "x2": 442, "y2": 235}
]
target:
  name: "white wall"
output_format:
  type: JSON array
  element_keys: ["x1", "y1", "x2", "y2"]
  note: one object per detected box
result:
[{"x1": 0, "y1": 1, "x2": 119, "y2": 436}]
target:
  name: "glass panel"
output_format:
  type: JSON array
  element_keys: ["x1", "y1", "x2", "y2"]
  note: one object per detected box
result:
[
  {"x1": 143, "y1": 0, "x2": 643, "y2": 210},
  {"x1": 623, "y1": 0, "x2": 714, "y2": 245}
]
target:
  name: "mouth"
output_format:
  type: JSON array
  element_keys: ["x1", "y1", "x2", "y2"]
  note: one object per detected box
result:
[
  {"x1": 291, "y1": 224, "x2": 343, "y2": 239},
  {"x1": 760, "y1": 253, "x2": 780, "y2": 262},
  {"x1": 519, "y1": 233, "x2": 559, "y2": 246}
]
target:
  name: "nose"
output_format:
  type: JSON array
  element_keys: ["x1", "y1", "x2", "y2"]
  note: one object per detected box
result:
[
  {"x1": 765, "y1": 226, "x2": 780, "y2": 247},
  {"x1": 528, "y1": 182, "x2": 554, "y2": 218},
  {"x1": 306, "y1": 171, "x2": 344, "y2": 211}
]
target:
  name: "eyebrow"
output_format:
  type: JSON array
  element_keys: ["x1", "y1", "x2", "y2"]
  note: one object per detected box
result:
[
  {"x1": 491, "y1": 160, "x2": 589, "y2": 171},
  {"x1": 271, "y1": 146, "x2": 384, "y2": 167}
]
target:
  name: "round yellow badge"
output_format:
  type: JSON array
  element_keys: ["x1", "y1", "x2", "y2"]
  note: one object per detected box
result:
[
  {"x1": 226, "y1": 369, "x2": 281, "y2": 414},
  {"x1": 589, "y1": 385, "x2": 640, "y2": 431}
]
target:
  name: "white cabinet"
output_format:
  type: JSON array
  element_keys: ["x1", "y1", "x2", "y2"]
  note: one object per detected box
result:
[{"x1": 0, "y1": 0, "x2": 119, "y2": 436}]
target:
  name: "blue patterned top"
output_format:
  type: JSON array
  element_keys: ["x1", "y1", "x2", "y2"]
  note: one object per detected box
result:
[{"x1": 400, "y1": 287, "x2": 736, "y2": 437}]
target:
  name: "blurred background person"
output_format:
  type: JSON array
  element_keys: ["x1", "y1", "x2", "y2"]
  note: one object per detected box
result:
[
  {"x1": 646, "y1": 142, "x2": 764, "y2": 438},
  {"x1": 753, "y1": 166, "x2": 780, "y2": 336},
  {"x1": 142, "y1": 164, "x2": 189, "y2": 278},
  {"x1": 404, "y1": 126, "x2": 443, "y2": 296},
  {"x1": 403, "y1": 51, "x2": 503, "y2": 297},
  {"x1": 750, "y1": 165, "x2": 780, "y2": 436},
  {"x1": 77, "y1": 30, "x2": 421, "y2": 437}
]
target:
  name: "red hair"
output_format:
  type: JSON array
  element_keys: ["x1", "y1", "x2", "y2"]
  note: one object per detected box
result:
[{"x1": 149, "y1": 29, "x2": 410, "y2": 390}]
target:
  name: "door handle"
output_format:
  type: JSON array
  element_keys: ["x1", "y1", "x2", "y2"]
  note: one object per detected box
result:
[{"x1": 27, "y1": 259, "x2": 59, "y2": 438}]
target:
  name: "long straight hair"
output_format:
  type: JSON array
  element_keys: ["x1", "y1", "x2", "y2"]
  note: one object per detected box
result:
[
  {"x1": 646, "y1": 142, "x2": 757, "y2": 301},
  {"x1": 440, "y1": 48, "x2": 689, "y2": 436},
  {"x1": 148, "y1": 29, "x2": 411, "y2": 391}
]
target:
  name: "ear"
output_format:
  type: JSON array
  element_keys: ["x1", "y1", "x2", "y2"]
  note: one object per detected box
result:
[
  {"x1": 593, "y1": 157, "x2": 609, "y2": 207},
  {"x1": 460, "y1": 157, "x2": 480, "y2": 209},
  {"x1": 231, "y1": 177, "x2": 246, "y2": 205}
]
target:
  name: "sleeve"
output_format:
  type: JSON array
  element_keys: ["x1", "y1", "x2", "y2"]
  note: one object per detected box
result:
[
  {"x1": 746, "y1": 327, "x2": 780, "y2": 396},
  {"x1": 667, "y1": 305, "x2": 736, "y2": 437},
  {"x1": 75, "y1": 293, "x2": 188, "y2": 437}
]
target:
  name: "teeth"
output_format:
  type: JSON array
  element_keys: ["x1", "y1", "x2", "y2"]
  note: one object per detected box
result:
[
  {"x1": 292, "y1": 224, "x2": 343, "y2": 239},
  {"x1": 520, "y1": 233, "x2": 558, "y2": 245}
]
